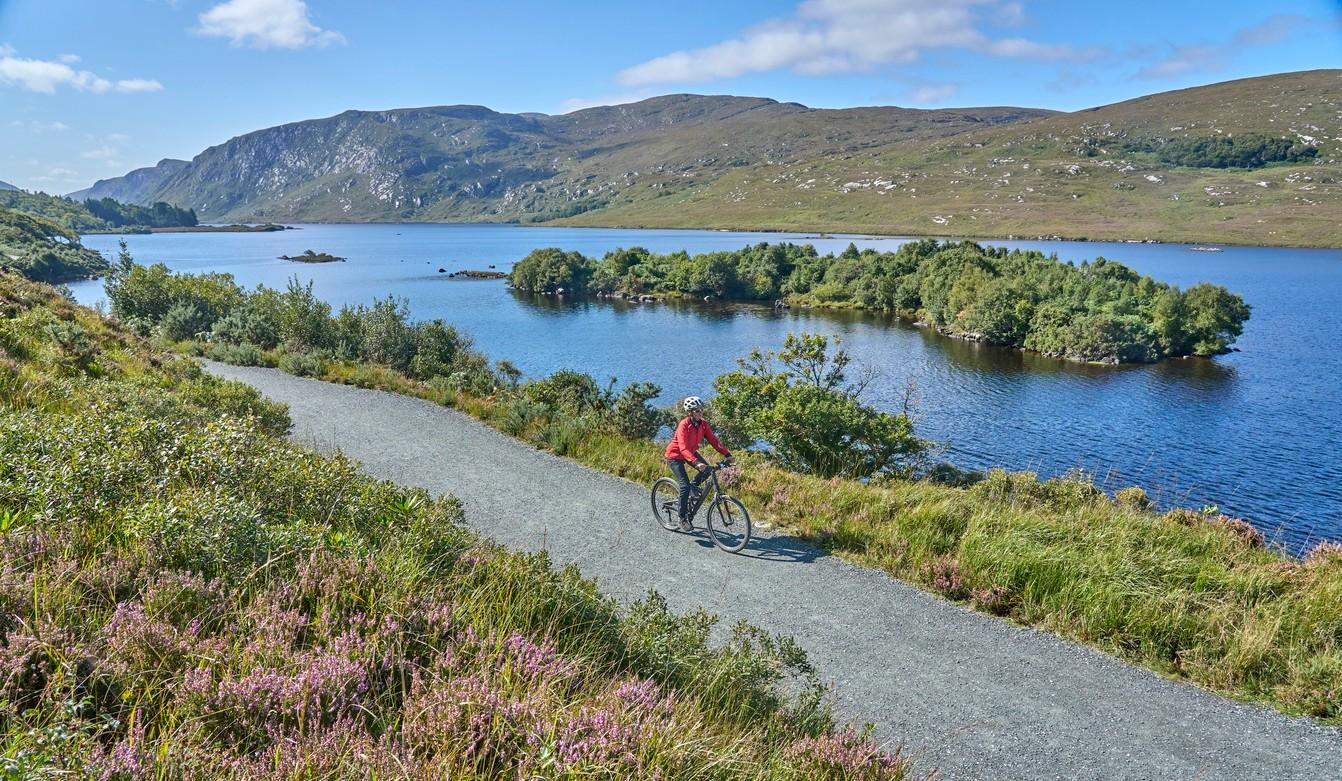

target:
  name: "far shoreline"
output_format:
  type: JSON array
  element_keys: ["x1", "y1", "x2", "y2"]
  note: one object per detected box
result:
[{"x1": 80, "y1": 219, "x2": 1340, "y2": 252}]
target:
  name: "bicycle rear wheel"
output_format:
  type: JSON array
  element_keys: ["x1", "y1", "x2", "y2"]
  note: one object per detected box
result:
[
  {"x1": 706, "y1": 496, "x2": 751, "y2": 553},
  {"x1": 650, "y1": 478, "x2": 682, "y2": 531}
]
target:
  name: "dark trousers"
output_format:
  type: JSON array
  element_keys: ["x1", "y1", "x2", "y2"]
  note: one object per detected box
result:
[{"x1": 667, "y1": 458, "x2": 708, "y2": 520}]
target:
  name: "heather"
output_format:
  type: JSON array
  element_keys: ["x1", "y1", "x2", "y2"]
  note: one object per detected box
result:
[
  {"x1": 0, "y1": 273, "x2": 916, "y2": 778},
  {"x1": 95, "y1": 259, "x2": 1342, "y2": 722},
  {"x1": 508, "y1": 240, "x2": 1251, "y2": 363}
]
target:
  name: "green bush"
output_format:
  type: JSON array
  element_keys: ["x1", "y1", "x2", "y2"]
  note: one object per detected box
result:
[
  {"x1": 522, "y1": 370, "x2": 612, "y2": 416},
  {"x1": 206, "y1": 341, "x2": 266, "y2": 366},
  {"x1": 608, "y1": 381, "x2": 664, "y2": 439},
  {"x1": 714, "y1": 333, "x2": 926, "y2": 478},
  {"x1": 105, "y1": 257, "x2": 242, "y2": 328},
  {"x1": 409, "y1": 320, "x2": 471, "y2": 380},
  {"x1": 210, "y1": 302, "x2": 279, "y2": 348},
  {"x1": 157, "y1": 302, "x2": 212, "y2": 341},
  {"x1": 1116, "y1": 486, "x2": 1152, "y2": 511},
  {"x1": 278, "y1": 349, "x2": 325, "y2": 377}
]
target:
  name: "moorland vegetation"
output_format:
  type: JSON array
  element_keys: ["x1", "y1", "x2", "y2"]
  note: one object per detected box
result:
[
  {"x1": 95, "y1": 252, "x2": 1342, "y2": 724},
  {"x1": 0, "y1": 268, "x2": 917, "y2": 777}
]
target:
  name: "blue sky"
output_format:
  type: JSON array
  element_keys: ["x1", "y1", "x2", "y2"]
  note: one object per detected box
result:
[{"x1": 1, "y1": 0, "x2": 1338, "y2": 194}]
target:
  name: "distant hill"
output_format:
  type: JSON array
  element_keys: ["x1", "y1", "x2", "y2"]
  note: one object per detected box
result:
[
  {"x1": 68, "y1": 159, "x2": 190, "y2": 204},
  {"x1": 70, "y1": 95, "x2": 1051, "y2": 223},
  {"x1": 73, "y1": 70, "x2": 1342, "y2": 246},
  {"x1": 0, "y1": 190, "x2": 197, "y2": 232},
  {"x1": 0, "y1": 180, "x2": 18, "y2": 192}
]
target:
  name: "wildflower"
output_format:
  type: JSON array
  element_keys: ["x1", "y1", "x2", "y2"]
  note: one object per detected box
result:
[
  {"x1": 785, "y1": 727, "x2": 910, "y2": 780},
  {"x1": 920, "y1": 556, "x2": 968, "y2": 599},
  {"x1": 1305, "y1": 540, "x2": 1342, "y2": 564}
]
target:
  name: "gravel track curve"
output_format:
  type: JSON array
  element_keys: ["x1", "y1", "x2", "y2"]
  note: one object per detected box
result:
[{"x1": 206, "y1": 362, "x2": 1342, "y2": 781}]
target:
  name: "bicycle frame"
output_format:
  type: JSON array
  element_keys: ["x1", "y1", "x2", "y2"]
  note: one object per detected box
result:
[{"x1": 684, "y1": 464, "x2": 722, "y2": 521}]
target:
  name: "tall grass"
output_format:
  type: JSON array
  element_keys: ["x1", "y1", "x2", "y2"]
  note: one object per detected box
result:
[{"x1": 0, "y1": 273, "x2": 918, "y2": 778}]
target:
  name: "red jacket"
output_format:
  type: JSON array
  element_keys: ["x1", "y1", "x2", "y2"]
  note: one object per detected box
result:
[{"x1": 665, "y1": 417, "x2": 730, "y2": 462}]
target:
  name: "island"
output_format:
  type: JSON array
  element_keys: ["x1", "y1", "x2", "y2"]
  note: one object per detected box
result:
[
  {"x1": 509, "y1": 240, "x2": 1252, "y2": 365},
  {"x1": 153, "y1": 223, "x2": 290, "y2": 233},
  {"x1": 445, "y1": 269, "x2": 507, "y2": 279},
  {"x1": 280, "y1": 250, "x2": 345, "y2": 263}
]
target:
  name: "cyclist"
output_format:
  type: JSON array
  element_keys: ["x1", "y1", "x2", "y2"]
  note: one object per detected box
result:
[{"x1": 665, "y1": 396, "x2": 731, "y2": 531}]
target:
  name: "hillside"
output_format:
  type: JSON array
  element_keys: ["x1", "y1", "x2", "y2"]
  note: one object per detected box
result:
[
  {"x1": 73, "y1": 70, "x2": 1341, "y2": 246},
  {"x1": 0, "y1": 180, "x2": 17, "y2": 191},
  {"x1": 570, "y1": 70, "x2": 1341, "y2": 247},
  {"x1": 0, "y1": 208, "x2": 110, "y2": 283},
  {"x1": 73, "y1": 95, "x2": 1051, "y2": 223},
  {"x1": 0, "y1": 189, "x2": 198, "y2": 233}
]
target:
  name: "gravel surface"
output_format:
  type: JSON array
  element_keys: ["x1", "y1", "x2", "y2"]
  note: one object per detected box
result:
[{"x1": 207, "y1": 362, "x2": 1342, "y2": 781}]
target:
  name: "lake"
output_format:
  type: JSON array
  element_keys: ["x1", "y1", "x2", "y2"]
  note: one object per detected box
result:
[{"x1": 69, "y1": 224, "x2": 1342, "y2": 554}]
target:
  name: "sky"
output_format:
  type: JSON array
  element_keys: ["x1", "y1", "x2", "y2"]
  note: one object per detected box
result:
[{"x1": 1, "y1": 0, "x2": 1338, "y2": 194}]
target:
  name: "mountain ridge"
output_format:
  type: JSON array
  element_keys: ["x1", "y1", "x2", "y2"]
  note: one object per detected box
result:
[{"x1": 70, "y1": 70, "x2": 1342, "y2": 246}]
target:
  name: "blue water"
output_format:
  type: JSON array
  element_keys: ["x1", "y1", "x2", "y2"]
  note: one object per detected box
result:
[{"x1": 69, "y1": 224, "x2": 1342, "y2": 553}]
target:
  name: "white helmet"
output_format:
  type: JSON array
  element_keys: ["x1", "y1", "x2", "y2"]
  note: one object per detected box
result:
[{"x1": 683, "y1": 396, "x2": 704, "y2": 412}]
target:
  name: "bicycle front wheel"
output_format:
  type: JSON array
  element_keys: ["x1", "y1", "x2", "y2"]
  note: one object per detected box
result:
[
  {"x1": 706, "y1": 496, "x2": 751, "y2": 553},
  {"x1": 650, "y1": 478, "x2": 682, "y2": 531}
]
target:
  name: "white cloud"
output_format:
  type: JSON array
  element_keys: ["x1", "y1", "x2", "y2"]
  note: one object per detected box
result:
[
  {"x1": 1134, "y1": 13, "x2": 1310, "y2": 82},
  {"x1": 617, "y1": 0, "x2": 1102, "y2": 86},
  {"x1": 11, "y1": 120, "x2": 70, "y2": 132},
  {"x1": 114, "y1": 78, "x2": 163, "y2": 93},
  {"x1": 197, "y1": 0, "x2": 345, "y2": 49},
  {"x1": 58, "y1": 53, "x2": 80, "y2": 64},
  {"x1": 909, "y1": 83, "x2": 959, "y2": 103},
  {"x1": 82, "y1": 146, "x2": 118, "y2": 160},
  {"x1": 0, "y1": 50, "x2": 161, "y2": 94},
  {"x1": 558, "y1": 90, "x2": 662, "y2": 114},
  {"x1": 1233, "y1": 13, "x2": 1309, "y2": 46},
  {"x1": 991, "y1": 1, "x2": 1026, "y2": 27},
  {"x1": 1136, "y1": 44, "x2": 1224, "y2": 80}
]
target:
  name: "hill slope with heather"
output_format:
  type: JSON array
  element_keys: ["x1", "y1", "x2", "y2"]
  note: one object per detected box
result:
[{"x1": 73, "y1": 70, "x2": 1341, "y2": 246}]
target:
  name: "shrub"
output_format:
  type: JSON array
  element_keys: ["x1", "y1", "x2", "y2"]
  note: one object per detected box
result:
[
  {"x1": 713, "y1": 333, "x2": 926, "y2": 479},
  {"x1": 540, "y1": 416, "x2": 585, "y2": 456},
  {"x1": 278, "y1": 350, "x2": 325, "y2": 378},
  {"x1": 522, "y1": 370, "x2": 611, "y2": 416},
  {"x1": 358, "y1": 296, "x2": 415, "y2": 372},
  {"x1": 42, "y1": 319, "x2": 96, "y2": 372},
  {"x1": 210, "y1": 303, "x2": 278, "y2": 348},
  {"x1": 607, "y1": 381, "x2": 663, "y2": 439},
  {"x1": 408, "y1": 320, "x2": 470, "y2": 380},
  {"x1": 1115, "y1": 486, "x2": 1152, "y2": 512},
  {"x1": 1163, "y1": 507, "x2": 1205, "y2": 526},
  {"x1": 276, "y1": 276, "x2": 331, "y2": 350},
  {"x1": 157, "y1": 302, "x2": 212, "y2": 341},
  {"x1": 499, "y1": 397, "x2": 547, "y2": 436},
  {"x1": 105, "y1": 259, "x2": 241, "y2": 327},
  {"x1": 206, "y1": 342, "x2": 266, "y2": 366},
  {"x1": 924, "y1": 462, "x2": 984, "y2": 487}
]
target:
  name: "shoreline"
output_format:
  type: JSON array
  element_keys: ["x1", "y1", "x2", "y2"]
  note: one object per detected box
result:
[
  {"x1": 125, "y1": 218, "x2": 1339, "y2": 251},
  {"x1": 81, "y1": 223, "x2": 291, "y2": 235}
]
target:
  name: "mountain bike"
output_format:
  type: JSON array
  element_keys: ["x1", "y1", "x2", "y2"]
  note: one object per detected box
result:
[{"x1": 650, "y1": 458, "x2": 751, "y2": 553}]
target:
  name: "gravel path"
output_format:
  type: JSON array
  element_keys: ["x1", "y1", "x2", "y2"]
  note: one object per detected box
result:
[{"x1": 208, "y1": 362, "x2": 1342, "y2": 781}]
